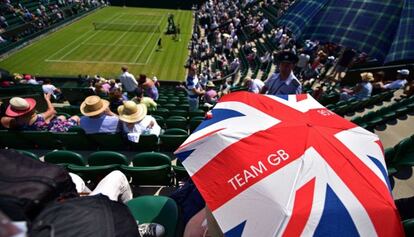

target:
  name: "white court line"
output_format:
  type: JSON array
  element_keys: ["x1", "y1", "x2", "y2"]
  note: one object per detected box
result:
[
  {"x1": 134, "y1": 15, "x2": 166, "y2": 63},
  {"x1": 45, "y1": 13, "x2": 122, "y2": 61},
  {"x1": 45, "y1": 59, "x2": 146, "y2": 65},
  {"x1": 83, "y1": 43, "x2": 142, "y2": 47},
  {"x1": 56, "y1": 13, "x2": 124, "y2": 61},
  {"x1": 110, "y1": 17, "x2": 143, "y2": 46},
  {"x1": 119, "y1": 13, "x2": 164, "y2": 17},
  {"x1": 143, "y1": 15, "x2": 167, "y2": 64}
]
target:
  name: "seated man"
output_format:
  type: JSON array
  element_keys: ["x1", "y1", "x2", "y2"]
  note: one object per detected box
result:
[
  {"x1": 383, "y1": 69, "x2": 409, "y2": 90},
  {"x1": 80, "y1": 95, "x2": 120, "y2": 134},
  {"x1": 340, "y1": 72, "x2": 373, "y2": 101},
  {"x1": 132, "y1": 88, "x2": 157, "y2": 111}
]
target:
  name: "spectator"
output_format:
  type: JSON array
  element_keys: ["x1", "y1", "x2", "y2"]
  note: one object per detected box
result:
[
  {"x1": 132, "y1": 88, "x2": 157, "y2": 111},
  {"x1": 108, "y1": 88, "x2": 127, "y2": 113},
  {"x1": 42, "y1": 78, "x2": 62, "y2": 100},
  {"x1": 186, "y1": 64, "x2": 205, "y2": 111},
  {"x1": 331, "y1": 48, "x2": 356, "y2": 80},
  {"x1": 108, "y1": 79, "x2": 120, "y2": 93},
  {"x1": 261, "y1": 51, "x2": 302, "y2": 95},
  {"x1": 79, "y1": 95, "x2": 120, "y2": 134},
  {"x1": 204, "y1": 81, "x2": 218, "y2": 106},
  {"x1": 140, "y1": 75, "x2": 159, "y2": 101},
  {"x1": 94, "y1": 82, "x2": 108, "y2": 97},
  {"x1": 244, "y1": 77, "x2": 264, "y2": 94},
  {"x1": 117, "y1": 101, "x2": 161, "y2": 143},
  {"x1": 0, "y1": 94, "x2": 79, "y2": 132},
  {"x1": 383, "y1": 69, "x2": 409, "y2": 90},
  {"x1": 340, "y1": 72, "x2": 374, "y2": 101},
  {"x1": 23, "y1": 74, "x2": 40, "y2": 85},
  {"x1": 296, "y1": 53, "x2": 310, "y2": 76},
  {"x1": 119, "y1": 66, "x2": 138, "y2": 93}
]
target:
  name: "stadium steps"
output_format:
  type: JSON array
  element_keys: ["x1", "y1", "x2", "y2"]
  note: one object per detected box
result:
[
  {"x1": 346, "y1": 89, "x2": 405, "y2": 120},
  {"x1": 376, "y1": 114, "x2": 414, "y2": 148}
]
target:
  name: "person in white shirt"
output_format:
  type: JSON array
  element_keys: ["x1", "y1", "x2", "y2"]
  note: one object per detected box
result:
[
  {"x1": 42, "y1": 79, "x2": 61, "y2": 100},
  {"x1": 117, "y1": 101, "x2": 161, "y2": 143},
  {"x1": 119, "y1": 66, "x2": 138, "y2": 93},
  {"x1": 244, "y1": 77, "x2": 264, "y2": 94}
]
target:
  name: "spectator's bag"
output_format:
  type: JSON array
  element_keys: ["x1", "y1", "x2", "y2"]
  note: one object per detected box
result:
[
  {"x1": 29, "y1": 194, "x2": 139, "y2": 237},
  {"x1": 0, "y1": 149, "x2": 78, "y2": 221}
]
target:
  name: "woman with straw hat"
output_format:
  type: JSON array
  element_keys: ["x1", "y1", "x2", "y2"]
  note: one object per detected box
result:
[
  {"x1": 117, "y1": 101, "x2": 161, "y2": 143},
  {"x1": 340, "y1": 72, "x2": 374, "y2": 101}
]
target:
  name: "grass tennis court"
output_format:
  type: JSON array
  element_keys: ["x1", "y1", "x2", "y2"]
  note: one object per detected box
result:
[{"x1": 0, "y1": 6, "x2": 193, "y2": 81}]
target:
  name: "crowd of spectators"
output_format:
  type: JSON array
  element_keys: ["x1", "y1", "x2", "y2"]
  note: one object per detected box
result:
[
  {"x1": 1, "y1": 1, "x2": 414, "y2": 236},
  {"x1": 0, "y1": 0, "x2": 104, "y2": 45}
]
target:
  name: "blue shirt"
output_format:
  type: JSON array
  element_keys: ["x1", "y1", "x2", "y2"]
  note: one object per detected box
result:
[
  {"x1": 354, "y1": 82, "x2": 372, "y2": 100},
  {"x1": 186, "y1": 74, "x2": 201, "y2": 98},
  {"x1": 264, "y1": 72, "x2": 302, "y2": 95},
  {"x1": 80, "y1": 114, "x2": 120, "y2": 134}
]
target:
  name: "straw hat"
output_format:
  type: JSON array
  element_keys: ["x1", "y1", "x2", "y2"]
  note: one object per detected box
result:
[
  {"x1": 80, "y1": 96, "x2": 110, "y2": 117},
  {"x1": 6, "y1": 97, "x2": 36, "y2": 117},
  {"x1": 206, "y1": 81, "x2": 215, "y2": 88},
  {"x1": 360, "y1": 72, "x2": 374, "y2": 82},
  {"x1": 117, "y1": 101, "x2": 147, "y2": 123}
]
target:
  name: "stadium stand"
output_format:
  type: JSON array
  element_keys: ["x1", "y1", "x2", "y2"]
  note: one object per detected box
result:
[{"x1": 2, "y1": 0, "x2": 414, "y2": 235}]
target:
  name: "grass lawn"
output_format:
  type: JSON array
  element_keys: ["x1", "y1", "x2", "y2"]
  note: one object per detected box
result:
[{"x1": 0, "y1": 6, "x2": 192, "y2": 81}]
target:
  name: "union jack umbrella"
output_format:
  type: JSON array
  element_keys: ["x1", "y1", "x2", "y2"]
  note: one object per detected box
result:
[{"x1": 175, "y1": 92, "x2": 404, "y2": 237}]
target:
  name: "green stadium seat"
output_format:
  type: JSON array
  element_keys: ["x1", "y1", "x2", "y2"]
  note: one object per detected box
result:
[
  {"x1": 166, "y1": 116, "x2": 187, "y2": 130},
  {"x1": 20, "y1": 131, "x2": 62, "y2": 149},
  {"x1": 128, "y1": 134, "x2": 159, "y2": 152},
  {"x1": 159, "y1": 132, "x2": 189, "y2": 152},
  {"x1": 121, "y1": 164, "x2": 172, "y2": 186},
  {"x1": 68, "y1": 164, "x2": 121, "y2": 184},
  {"x1": 163, "y1": 128, "x2": 188, "y2": 135},
  {"x1": 176, "y1": 104, "x2": 189, "y2": 111},
  {"x1": 189, "y1": 116, "x2": 204, "y2": 132},
  {"x1": 169, "y1": 109, "x2": 188, "y2": 118},
  {"x1": 127, "y1": 196, "x2": 178, "y2": 237},
  {"x1": 53, "y1": 132, "x2": 97, "y2": 150},
  {"x1": 87, "y1": 151, "x2": 129, "y2": 166},
  {"x1": 121, "y1": 152, "x2": 172, "y2": 186},
  {"x1": 132, "y1": 152, "x2": 172, "y2": 166},
  {"x1": 0, "y1": 130, "x2": 33, "y2": 149},
  {"x1": 16, "y1": 150, "x2": 39, "y2": 160},
  {"x1": 173, "y1": 159, "x2": 189, "y2": 186},
  {"x1": 44, "y1": 150, "x2": 86, "y2": 167},
  {"x1": 88, "y1": 133, "x2": 127, "y2": 150},
  {"x1": 61, "y1": 87, "x2": 94, "y2": 105},
  {"x1": 189, "y1": 109, "x2": 205, "y2": 118},
  {"x1": 152, "y1": 115, "x2": 165, "y2": 128},
  {"x1": 163, "y1": 104, "x2": 177, "y2": 111},
  {"x1": 403, "y1": 218, "x2": 414, "y2": 237},
  {"x1": 152, "y1": 108, "x2": 169, "y2": 119}
]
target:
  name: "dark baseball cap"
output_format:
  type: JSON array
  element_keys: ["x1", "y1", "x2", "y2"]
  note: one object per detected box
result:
[{"x1": 276, "y1": 51, "x2": 299, "y2": 64}]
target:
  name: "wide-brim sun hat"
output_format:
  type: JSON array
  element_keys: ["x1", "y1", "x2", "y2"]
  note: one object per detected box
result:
[
  {"x1": 6, "y1": 97, "x2": 36, "y2": 117},
  {"x1": 80, "y1": 95, "x2": 110, "y2": 117},
  {"x1": 360, "y1": 72, "x2": 374, "y2": 82},
  {"x1": 117, "y1": 101, "x2": 147, "y2": 123},
  {"x1": 206, "y1": 81, "x2": 215, "y2": 88}
]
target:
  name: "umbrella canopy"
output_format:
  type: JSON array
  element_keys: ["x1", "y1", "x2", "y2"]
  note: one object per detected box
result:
[
  {"x1": 278, "y1": 0, "x2": 414, "y2": 64},
  {"x1": 175, "y1": 92, "x2": 403, "y2": 237}
]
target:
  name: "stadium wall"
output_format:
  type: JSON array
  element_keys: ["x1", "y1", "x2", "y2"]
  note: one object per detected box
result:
[{"x1": 108, "y1": 0, "x2": 204, "y2": 10}]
